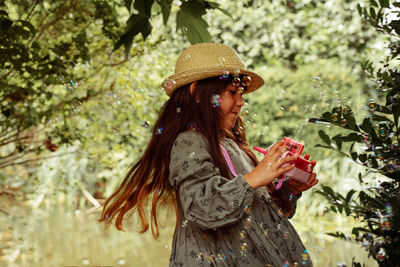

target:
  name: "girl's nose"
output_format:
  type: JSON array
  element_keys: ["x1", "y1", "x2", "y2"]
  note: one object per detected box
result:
[{"x1": 236, "y1": 94, "x2": 244, "y2": 108}]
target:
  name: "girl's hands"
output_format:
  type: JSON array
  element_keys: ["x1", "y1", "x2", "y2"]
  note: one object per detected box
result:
[
  {"x1": 288, "y1": 168, "x2": 318, "y2": 195},
  {"x1": 244, "y1": 141, "x2": 297, "y2": 189}
]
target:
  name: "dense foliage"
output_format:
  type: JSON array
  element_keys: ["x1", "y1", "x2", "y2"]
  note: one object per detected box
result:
[{"x1": 310, "y1": 1, "x2": 400, "y2": 266}]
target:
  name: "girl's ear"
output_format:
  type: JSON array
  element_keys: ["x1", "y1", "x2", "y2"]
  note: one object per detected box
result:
[
  {"x1": 190, "y1": 81, "x2": 200, "y2": 103},
  {"x1": 189, "y1": 81, "x2": 197, "y2": 95}
]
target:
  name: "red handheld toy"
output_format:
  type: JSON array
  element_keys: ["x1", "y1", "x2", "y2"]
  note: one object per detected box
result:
[{"x1": 254, "y1": 137, "x2": 316, "y2": 183}]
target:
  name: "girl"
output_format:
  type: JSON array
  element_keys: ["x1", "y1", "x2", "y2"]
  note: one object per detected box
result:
[{"x1": 99, "y1": 43, "x2": 318, "y2": 266}]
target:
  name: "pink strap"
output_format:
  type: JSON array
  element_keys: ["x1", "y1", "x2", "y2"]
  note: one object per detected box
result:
[{"x1": 220, "y1": 145, "x2": 237, "y2": 177}]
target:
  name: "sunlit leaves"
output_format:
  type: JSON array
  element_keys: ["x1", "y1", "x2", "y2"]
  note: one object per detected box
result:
[{"x1": 176, "y1": 0, "x2": 211, "y2": 44}]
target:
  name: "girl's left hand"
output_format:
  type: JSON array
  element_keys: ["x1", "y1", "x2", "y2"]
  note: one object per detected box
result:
[{"x1": 288, "y1": 171, "x2": 318, "y2": 195}]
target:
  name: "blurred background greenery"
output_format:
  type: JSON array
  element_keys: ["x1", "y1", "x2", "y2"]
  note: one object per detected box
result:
[{"x1": 1, "y1": 0, "x2": 396, "y2": 266}]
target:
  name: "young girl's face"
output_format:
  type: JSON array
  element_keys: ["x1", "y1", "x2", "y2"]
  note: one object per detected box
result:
[{"x1": 219, "y1": 83, "x2": 245, "y2": 131}]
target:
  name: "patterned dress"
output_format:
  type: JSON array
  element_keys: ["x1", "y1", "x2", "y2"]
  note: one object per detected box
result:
[{"x1": 168, "y1": 130, "x2": 312, "y2": 266}]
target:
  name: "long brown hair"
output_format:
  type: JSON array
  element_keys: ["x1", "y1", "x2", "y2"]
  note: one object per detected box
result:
[{"x1": 98, "y1": 75, "x2": 291, "y2": 238}]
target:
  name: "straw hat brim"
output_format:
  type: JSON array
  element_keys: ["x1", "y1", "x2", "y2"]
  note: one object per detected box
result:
[{"x1": 164, "y1": 67, "x2": 264, "y2": 96}]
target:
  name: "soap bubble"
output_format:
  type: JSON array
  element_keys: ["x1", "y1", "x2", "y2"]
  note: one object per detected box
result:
[
  {"x1": 238, "y1": 86, "x2": 245, "y2": 94},
  {"x1": 379, "y1": 127, "x2": 387, "y2": 137},
  {"x1": 187, "y1": 121, "x2": 197, "y2": 131},
  {"x1": 82, "y1": 259, "x2": 90, "y2": 265},
  {"x1": 182, "y1": 54, "x2": 191, "y2": 62},
  {"x1": 217, "y1": 57, "x2": 226, "y2": 66},
  {"x1": 118, "y1": 259, "x2": 126, "y2": 265},
  {"x1": 182, "y1": 220, "x2": 188, "y2": 227},
  {"x1": 178, "y1": 26, "x2": 188, "y2": 35},
  {"x1": 176, "y1": 107, "x2": 182, "y2": 113},
  {"x1": 219, "y1": 70, "x2": 229, "y2": 80},
  {"x1": 156, "y1": 127, "x2": 163, "y2": 135},
  {"x1": 283, "y1": 231, "x2": 289, "y2": 239},
  {"x1": 376, "y1": 247, "x2": 388, "y2": 261},
  {"x1": 232, "y1": 77, "x2": 241, "y2": 86},
  {"x1": 162, "y1": 78, "x2": 176, "y2": 92},
  {"x1": 343, "y1": 105, "x2": 351, "y2": 114},
  {"x1": 211, "y1": 94, "x2": 221, "y2": 108},
  {"x1": 241, "y1": 76, "x2": 252, "y2": 87},
  {"x1": 331, "y1": 113, "x2": 339, "y2": 122},
  {"x1": 311, "y1": 76, "x2": 323, "y2": 89}
]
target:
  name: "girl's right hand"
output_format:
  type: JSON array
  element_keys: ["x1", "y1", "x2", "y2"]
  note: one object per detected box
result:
[{"x1": 243, "y1": 141, "x2": 297, "y2": 189}]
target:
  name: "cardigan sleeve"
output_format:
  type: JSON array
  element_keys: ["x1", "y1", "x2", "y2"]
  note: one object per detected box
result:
[{"x1": 168, "y1": 131, "x2": 255, "y2": 230}]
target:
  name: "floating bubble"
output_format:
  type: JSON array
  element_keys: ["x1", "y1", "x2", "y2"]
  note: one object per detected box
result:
[
  {"x1": 368, "y1": 100, "x2": 377, "y2": 111},
  {"x1": 217, "y1": 57, "x2": 226, "y2": 66},
  {"x1": 311, "y1": 76, "x2": 323, "y2": 89},
  {"x1": 379, "y1": 127, "x2": 387, "y2": 137},
  {"x1": 238, "y1": 86, "x2": 245, "y2": 94},
  {"x1": 289, "y1": 193, "x2": 294, "y2": 200},
  {"x1": 331, "y1": 113, "x2": 340, "y2": 122},
  {"x1": 176, "y1": 107, "x2": 182, "y2": 113},
  {"x1": 182, "y1": 54, "x2": 191, "y2": 62},
  {"x1": 188, "y1": 152, "x2": 195, "y2": 158},
  {"x1": 283, "y1": 231, "x2": 289, "y2": 239},
  {"x1": 182, "y1": 220, "x2": 188, "y2": 227},
  {"x1": 343, "y1": 105, "x2": 351, "y2": 114},
  {"x1": 333, "y1": 106, "x2": 342, "y2": 113},
  {"x1": 162, "y1": 78, "x2": 176, "y2": 92},
  {"x1": 82, "y1": 259, "x2": 90, "y2": 265},
  {"x1": 179, "y1": 26, "x2": 188, "y2": 34},
  {"x1": 156, "y1": 127, "x2": 164, "y2": 135},
  {"x1": 301, "y1": 250, "x2": 310, "y2": 263},
  {"x1": 219, "y1": 71, "x2": 229, "y2": 80},
  {"x1": 187, "y1": 121, "x2": 197, "y2": 131},
  {"x1": 280, "y1": 107, "x2": 285, "y2": 111},
  {"x1": 163, "y1": 243, "x2": 169, "y2": 249},
  {"x1": 211, "y1": 94, "x2": 221, "y2": 108},
  {"x1": 142, "y1": 121, "x2": 149, "y2": 128},
  {"x1": 241, "y1": 76, "x2": 252, "y2": 87},
  {"x1": 340, "y1": 118, "x2": 347, "y2": 127},
  {"x1": 239, "y1": 231, "x2": 245, "y2": 239},
  {"x1": 117, "y1": 259, "x2": 126, "y2": 265},
  {"x1": 240, "y1": 243, "x2": 247, "y2": 256},
  {"x1": 232, "y1": 77, "x2": 241, "y2": 87},
  {"x1": 376, "y1": 247, "x2": 388, "y2": 261},
  {"x1": 380, "y1": 218, "x2": 390, "y2": 230}
]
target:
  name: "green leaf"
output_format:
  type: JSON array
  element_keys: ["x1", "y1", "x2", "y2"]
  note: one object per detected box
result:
[
  {"x1": 369, "y1": 7, "x2": 376, "y2": 19},
  {"x1": 318, "y1": 130, "x2": 331, "y2": 145},
  {"x1": 134, "y1": 0, "x2": 154, "y2": 17},
  {"x1": 371, "y1": 114, "x2": 392, "y2": 122},
  {"x1": 345, "y1": 189, "x2": 356, "y2": 203},
  {"x1": 204, "y1": 1, "x2": 231, "y2": 17},
  {"x1": 357, "y1": 4, "x2": 363, "y2": 16},
  {"x1": 389, "y1": 20, "x2": 400, "y2": 34},
  {"x1": 360, "y1": 118, "x2": 373, "y2": 134},
  {"x1": 322, "y1": 185, "x2": 335, "y2": 197},
  {"x1": 176, "y1": 1, "x2": 211, "y2": 44},
  {"x1": 124, "y1": 0, "x2": 132, "y2": 12},
  {"x1": 113, "y1": 14, "x2": 152, "y2": 57},
  {"x1": 358, "y1": 153, "x2": 367, "y2": 163},
  {"x1": 369, "y1": 0, "x2": 378, "y2": 7},
  {"x1": 365, "y1": 195, "x2": 384, "y2": 209},
  {"x1": 159, "y1": 0, "x2": 172, "y2": 25},
  {"x1": 378, "y1": 0, "x2": 389, "y2": 8},
  {"x1": 335, "y1": 138, "x2": 342, "y2": 150}
]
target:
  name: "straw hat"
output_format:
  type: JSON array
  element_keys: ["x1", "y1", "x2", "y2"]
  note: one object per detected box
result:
[{"x1": 161, "y1": 43, "x2": 264, "y2": 96}]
